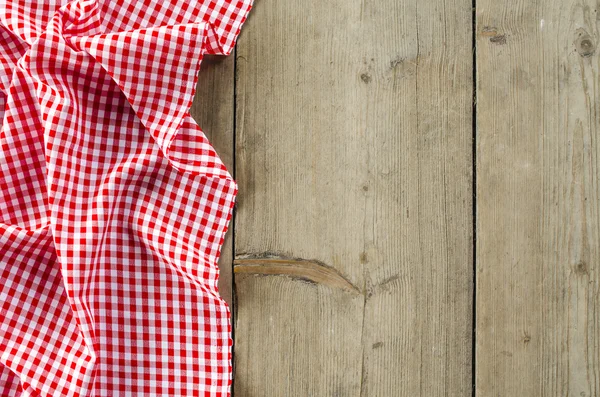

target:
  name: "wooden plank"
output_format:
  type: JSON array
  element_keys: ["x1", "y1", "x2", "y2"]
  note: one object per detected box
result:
[
  {"x1": 190, "y1": 55, "x2": 235, "y2": 307},
  {"x1": 476, "y1": 1, "x2": 600, "y2": 395},
  {"x1": 234, "y1": 0, "x2": 473, "y2": 394}
]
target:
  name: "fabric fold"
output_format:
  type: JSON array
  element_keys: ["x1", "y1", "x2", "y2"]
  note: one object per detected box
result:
[{"x1": 70, "y1": 21, "x2": 223, "y2": 175}]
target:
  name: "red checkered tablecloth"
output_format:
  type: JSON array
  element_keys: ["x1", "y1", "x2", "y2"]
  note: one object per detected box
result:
[{"x1": 0, "y1": 0, "x2": 252, "y2": 395}]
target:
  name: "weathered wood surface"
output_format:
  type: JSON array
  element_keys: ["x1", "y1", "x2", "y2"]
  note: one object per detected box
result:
[
  {"x1": 233, "y1": 0, "x2": 474, "y2": 394},
  {"x1": 191, "y1": 55, "x2": 235, "y2": 307},
  {"x1": 476, "y1": 0, "x2": 600, "y2": 395}
]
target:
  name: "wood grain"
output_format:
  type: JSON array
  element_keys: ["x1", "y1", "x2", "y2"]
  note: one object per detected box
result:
[
  {"x1": 233, "y1": 0, "x2": 474, "y2": 394},
  {"x1": 190, "y1": 55, "x2": 235, "y2": 307},
  {"x1": 476, "y1": 0, "x2": 600, "y2": 395}
]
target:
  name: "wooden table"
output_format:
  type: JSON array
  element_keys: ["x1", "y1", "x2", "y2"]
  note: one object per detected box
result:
[{"x1": 191, "y1": 0, "x2": 600, "y2": 394}]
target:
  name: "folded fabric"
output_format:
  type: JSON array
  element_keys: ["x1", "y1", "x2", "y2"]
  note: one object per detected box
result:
[{"x1": 0, "y1": 0, "x2": 252, "y2": 395}]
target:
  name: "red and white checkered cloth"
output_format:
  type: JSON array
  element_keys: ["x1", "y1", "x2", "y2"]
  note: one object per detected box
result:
[{"x1": 0, "y1": 0, "x2": 252, "y2": 395}]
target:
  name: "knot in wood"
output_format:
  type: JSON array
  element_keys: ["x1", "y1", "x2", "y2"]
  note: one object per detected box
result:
[{"x1": 575, "y1": 30, "x2": 596, "y2": 57}]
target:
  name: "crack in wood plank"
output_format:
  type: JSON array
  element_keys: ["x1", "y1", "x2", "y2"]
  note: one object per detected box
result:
[{"x1": 233, "y1": 255, "x2": 362, "y2": 294}]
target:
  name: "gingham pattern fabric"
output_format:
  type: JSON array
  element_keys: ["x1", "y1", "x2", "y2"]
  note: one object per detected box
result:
[{"x1": 0, "y1": 0, "x2": 252, "y2": 395}]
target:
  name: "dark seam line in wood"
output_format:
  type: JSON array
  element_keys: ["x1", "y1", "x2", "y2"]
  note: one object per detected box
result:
[
  {"x1": 471, "y1": 0, "x2": 478, "y2": 394},
  {"x1": 231, "y1": 43, "x2": 238, "y2": 397}
]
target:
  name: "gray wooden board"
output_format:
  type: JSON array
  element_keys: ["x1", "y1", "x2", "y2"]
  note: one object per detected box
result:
[
  {"x1": 476, "y1": 1, "x2": 600, "y2": 395},
  {"x1": 233, "y1": 0, "x2": 474, "y2": 394}
]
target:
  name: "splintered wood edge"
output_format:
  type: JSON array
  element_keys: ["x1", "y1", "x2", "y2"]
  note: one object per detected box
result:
[{"x1": 233, "y1": 257, "x2": 361, "y2": 294}]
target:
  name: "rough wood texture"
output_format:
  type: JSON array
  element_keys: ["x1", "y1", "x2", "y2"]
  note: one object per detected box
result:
[
  {"x1": 190, "y1": 55, "x2": 235, "y2": 307},
  {"x1": 476, "y1": 1, "x2": 600, "y2": 395},
  {"x1": 233, "y1": 0, "x2": 474, "y2": 394}
]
